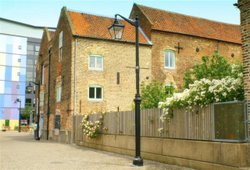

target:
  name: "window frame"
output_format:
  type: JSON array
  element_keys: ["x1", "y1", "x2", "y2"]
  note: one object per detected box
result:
[
  {"x1": 40, "y1": 92, "x2": 45, "y2": 106},
  {"x1": 88, "y1": 85, "x2": 103, "y2": 101},
  {"x1": 88, "y1": 55, "x2": 104, "y2": 71},
  {"x1": 56, "y1": 83, "x2": 62, "y2": 102},
  {"x1": 164, "y1": 49, "x2": 176, "y2": 69}
]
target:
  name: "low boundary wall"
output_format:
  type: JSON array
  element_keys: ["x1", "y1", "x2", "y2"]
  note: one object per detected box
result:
[{"x1": 76, "y1": 134, "x2": 250, "y2": 170}]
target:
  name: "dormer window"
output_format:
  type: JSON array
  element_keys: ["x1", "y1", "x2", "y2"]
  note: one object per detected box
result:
[{"x1": 59, "y1": 31, "x2": 63, "y2": 62}]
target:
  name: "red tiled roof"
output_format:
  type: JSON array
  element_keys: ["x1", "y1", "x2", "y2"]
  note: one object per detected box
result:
[
  {"x1": 67, "y1": 10, "x2": 150, "y2": 45},
  {"x1": 135, "y1": 4, "x2": 241, "y2": 44}
]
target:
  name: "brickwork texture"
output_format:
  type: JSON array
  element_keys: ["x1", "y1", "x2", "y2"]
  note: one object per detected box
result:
[{"x1": 37, "y1": 5, "x2": 245, "y2": 140}]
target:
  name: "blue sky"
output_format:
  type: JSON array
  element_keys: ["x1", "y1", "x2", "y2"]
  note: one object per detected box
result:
[{"x1": 0, "y1": 0, "x2": 239, "y2": 27}]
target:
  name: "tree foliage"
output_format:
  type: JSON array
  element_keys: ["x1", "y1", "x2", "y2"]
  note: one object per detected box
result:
[
  {"x1": 21, "y1": 105, "x2": 32, "y2": 120},
  {"x1": 141, "y1": 81, "x2": 173, "y2": 109},
  {"x1": 184, "y1": 52, "x2": 242, "y2": 88},
  {"x1": 159, "y1": 52, "x2": 244, "y2": 122}
]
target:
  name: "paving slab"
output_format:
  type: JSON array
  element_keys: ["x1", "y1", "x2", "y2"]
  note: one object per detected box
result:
[{"x1": 0, "y1": 131, "x2": 194, "y2": 170}]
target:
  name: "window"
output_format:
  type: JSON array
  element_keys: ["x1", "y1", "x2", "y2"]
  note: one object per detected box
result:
[
  {"x1": 26, "y1": 72, "x2": 33, "y2": 81},
  {"x1": 59, "y1": 31, "x2": 63, "y2": 61},
  {"x1": 56, "y1": 84, "x2": 62, "y2": 102},
  {"x1": 89, "y1": 55, "x2": 103, "y2": 71},
  {"x1": 164, "y1": 50, "x2": 176, "y2": 69},
  {"x1": 54, "y1": 115, "x2": 61, "y2": 129},
  {"x1": 27, "y1": 59, "x2": 33, "y2": 65},
  {"x1": 25, "y1": 99, "x2": 31, "y2": 105},
  {"x1": 88, "y1": 85, "x2": 103, "y2": 100},
  {"x1": 40, "y1": 92, "x2": 45, "y2": 106},
  {"x1": 28, "y1": 51, "x2": 34, "y2": 55},
  {"x1": 35, "y1": 45, "x2": 40, "y2": 52},
  {"x1": 27, "y1": 44, "x2": 34, "y2": 51}
]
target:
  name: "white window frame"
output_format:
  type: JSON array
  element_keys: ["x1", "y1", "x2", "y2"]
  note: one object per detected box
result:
[
  {"x1": 164, "y1": 50, "x2": 176, "y2": 69},
  {"x1": 59, "y1": 31, "x2": 63, "y2": 62},
  {"x1": 88, "y1": 85, "x2": 103, "y2": 101},
  {"x1": 88, "y1": 55, "x2": 103, "y2": 71},
  {"x1": 56, "y1": 83, "x2": 62, "y2": 102},
  {"x1": 40, "y1": 92, "x2": 45, "y2": 106}
]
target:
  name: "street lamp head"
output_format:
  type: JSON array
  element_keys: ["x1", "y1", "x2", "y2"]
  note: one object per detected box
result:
[
  {"x1": 108, "y1": 17, "x2": 125, "y2": 40},
  {"x1": 26, "y1": 82, "x2": 34, "y2": 93},
  {"x1": 15, "y1": 98, "x2": 20, "y2": 103}
]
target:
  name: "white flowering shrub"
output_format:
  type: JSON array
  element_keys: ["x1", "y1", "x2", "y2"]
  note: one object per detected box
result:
[
  {"x1": 81, "y1": 114, "x2": 103, "y2": 138},
  {"x1": 159, "y1": 65, "x2": 244, "y2": 122},
  {"x1": 183, "y1": 52, "x2": 241, "y2": 88}
]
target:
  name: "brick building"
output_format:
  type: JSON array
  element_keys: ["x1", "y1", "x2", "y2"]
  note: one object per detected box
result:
[
  {"x1": 37, "y1": 7, "x2": 152, "y2": 139},
  {"x1": 238, "y1": 0, "x2": 250, "y2": 130},
  {"x1": 36, "y1": 28, "x2": 54, "y2": 137},
  {"x1": 37, "y1": 5, "x2": 242, "y2": 141},
  {"x1": 131, "y1": 4, "x2": 242, "y2": 88}
]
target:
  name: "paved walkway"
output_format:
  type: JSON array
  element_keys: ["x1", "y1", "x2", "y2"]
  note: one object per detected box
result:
[{"x1": 0, "y1": 131, "x2": 194, "y2": 170}]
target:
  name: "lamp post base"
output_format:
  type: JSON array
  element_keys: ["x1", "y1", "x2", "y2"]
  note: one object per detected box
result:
[{"x1": 133, "y1": 156, "x2": 143, "y2": 166}]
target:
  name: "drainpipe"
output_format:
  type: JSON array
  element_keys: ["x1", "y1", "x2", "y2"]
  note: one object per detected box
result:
[
  {"x1": 46, "y1": 48, "x2": 51, "y2": 140},
  {"x1": 72, "y1": 37, "x2": 78, "y2": 143}
]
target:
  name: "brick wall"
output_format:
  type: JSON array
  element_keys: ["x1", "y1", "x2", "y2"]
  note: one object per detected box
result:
[
  {"x1": 151, "y1": 31, "x2": 242, "y2": 89},
  {"x1": 41, "y1": 5, "x2": 246, "y2": 141},
  {"x1": 238, "y1": 0, "x2": 250, "y2": 123},
  {"x1": 47, "y1": 8, "x2": 151, "y2": 134},
  {"x1": 49, "y1": 8, "x2": 73, "y2": 131},
  {"x1": 130, "y1": 5, "x2": 152, "y2": 39},
  {"x1": 73, "y1": 38, "x2": 151, "y2": 114},
  {"x1": 36, "y1": 28, "x2": 55, "y2": 138}
]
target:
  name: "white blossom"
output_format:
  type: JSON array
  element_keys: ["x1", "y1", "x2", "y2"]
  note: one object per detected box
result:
[{"x1": 159, "y1": 75, "x2": 243, "y2": 123}]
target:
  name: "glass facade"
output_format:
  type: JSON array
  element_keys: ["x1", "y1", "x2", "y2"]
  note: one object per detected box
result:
[
  {"x1": 0, "y1": 34, "x2": 27, "y2": 120},
  {"x1": 26, "y1": 38, "x2": 40, "y2": 83},
  {"x1": 0, "y1": 34, "x2": 40, "y2": 121}
]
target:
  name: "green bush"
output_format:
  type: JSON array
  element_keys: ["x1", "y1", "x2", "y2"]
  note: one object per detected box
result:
[
  {"x1": 14, "y1": 125, "x2": 30, "y2": 132},
  {"x1": 141, "y1": 81, "x2": 173, "y2": 109},
  {"x1": 159, "y1": 53, "x2": 244, "y2": 122},
  {"x1": 184, "y1": 52, "x2": 242, "y2": 88}
]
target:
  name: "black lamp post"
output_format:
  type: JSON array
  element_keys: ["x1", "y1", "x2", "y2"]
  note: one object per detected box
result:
[
  {"x1": 15, "y1": 98, "x2": 21, "y2": 132},
  {"x1": 109, "y1": 14, "x2": 143, "y2": 166},
  {"x1": 27, "y1": 81, "x2": 40, "y2": 140},
  {"x1": 46, "y1": 49, "x2": 52, "y2": 140}
]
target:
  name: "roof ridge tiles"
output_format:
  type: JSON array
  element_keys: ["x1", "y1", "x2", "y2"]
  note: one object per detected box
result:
[
  {"x1": 66, "y1": 8, "x2": 151, "y2": 45},
  {"x1": 134, "y1": 3, "x2": 241, "y2": 44},
  {"x1": 67, "y1": 8, "x2": 115, "y2": 21},
  {"x1": 136, "y1": 4, "x2": 239, "y2": 26}
]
